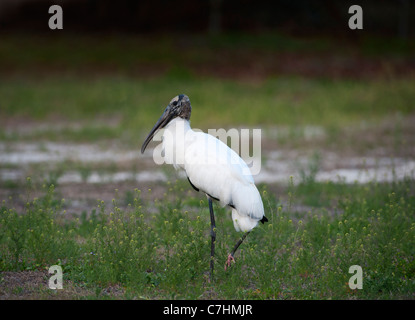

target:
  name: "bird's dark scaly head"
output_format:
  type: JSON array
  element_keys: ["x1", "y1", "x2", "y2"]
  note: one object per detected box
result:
[
  {"x1": 168, "y1": 94, "x2": 192, "y2": 121},
  {"x1": 141, "y1": 94, "x2": 191, "y2": 153}
]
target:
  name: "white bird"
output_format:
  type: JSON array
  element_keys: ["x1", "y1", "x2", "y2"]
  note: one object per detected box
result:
[{"x1": 141, "y1": 94, "x2": 267, "y2": 280}]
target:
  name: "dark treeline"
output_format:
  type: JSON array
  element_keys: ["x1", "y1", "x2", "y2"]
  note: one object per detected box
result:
[{"x1": 0, "y1": 0, "x2": 413, "y2": 38}]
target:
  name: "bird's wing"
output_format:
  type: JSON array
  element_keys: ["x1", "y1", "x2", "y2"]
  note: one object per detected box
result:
[{"x1": 183, "y1": 131, "x2": 259, "y2": 210}]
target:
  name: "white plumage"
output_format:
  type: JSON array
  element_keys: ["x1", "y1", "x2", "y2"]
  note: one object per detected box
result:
[{"x1": 162, "y1": 117, "x2": 265, "y2": 232}]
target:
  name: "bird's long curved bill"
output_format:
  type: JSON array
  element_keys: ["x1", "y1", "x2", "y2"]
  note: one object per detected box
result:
[{"x1": 141, "y1": 107, "x2": 173, "y2": 154}]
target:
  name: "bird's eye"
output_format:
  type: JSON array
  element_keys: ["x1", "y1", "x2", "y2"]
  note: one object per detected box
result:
[{"x1": 173, "y1": 101, "x2": 178, "y2": 106}]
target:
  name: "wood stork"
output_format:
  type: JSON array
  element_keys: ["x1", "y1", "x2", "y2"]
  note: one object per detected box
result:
[{"x1": 141, "y1": 94, "x2": 267, "y2": 279}]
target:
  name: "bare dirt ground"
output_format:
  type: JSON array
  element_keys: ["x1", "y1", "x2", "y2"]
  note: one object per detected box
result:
[
  {"x1": 0, "y1": 270, "x2": 128, "y2": 299},
  {"x1": 1, "y1": 113, "x2": 414, "y2": 214}
]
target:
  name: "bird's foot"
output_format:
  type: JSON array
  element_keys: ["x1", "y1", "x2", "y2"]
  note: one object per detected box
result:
[{"x1": 224, "y1": 254, "x2": 235, "y2": 271}]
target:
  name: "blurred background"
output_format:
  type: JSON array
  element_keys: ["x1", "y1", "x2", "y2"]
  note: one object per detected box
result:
[
  {"x1": 0, "y1": 0, "x2": 413, "y2": 36},
  {"x1": 0, "y1": 0, "x2": 414, "y2": 210}
]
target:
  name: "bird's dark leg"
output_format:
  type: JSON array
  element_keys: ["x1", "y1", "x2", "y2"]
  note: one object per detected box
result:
[
  {"x1": 225, "y1": 231, "x2": 250, "y2": 271},
  {"x1": 208, "y1": 197, "x2": 216, "y2": 281}
]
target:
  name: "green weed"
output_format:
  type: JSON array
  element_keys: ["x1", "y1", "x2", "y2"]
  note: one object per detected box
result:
[
  {"x1": 0, "y1": 177, "x2": 414, "y2": 299},
  {"x1": 1, "y1": 76, "x2": 414, "y2": 145}
]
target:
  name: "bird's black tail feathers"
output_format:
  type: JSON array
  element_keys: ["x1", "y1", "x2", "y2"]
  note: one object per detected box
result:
[{"x1": 260, "y1": 216, "x2": 268, "y2": 224}]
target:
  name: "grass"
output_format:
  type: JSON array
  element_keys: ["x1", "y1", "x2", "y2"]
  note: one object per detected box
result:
[
  {"x1": 1, "y1": 33, "x2": 415, "y2": 146},
  {"x1": 1, "y1": 76, "x2": 414, "y2": 145},
  {"x1": 0, "y1": 177, "x2": 414, "y2": 299}
]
